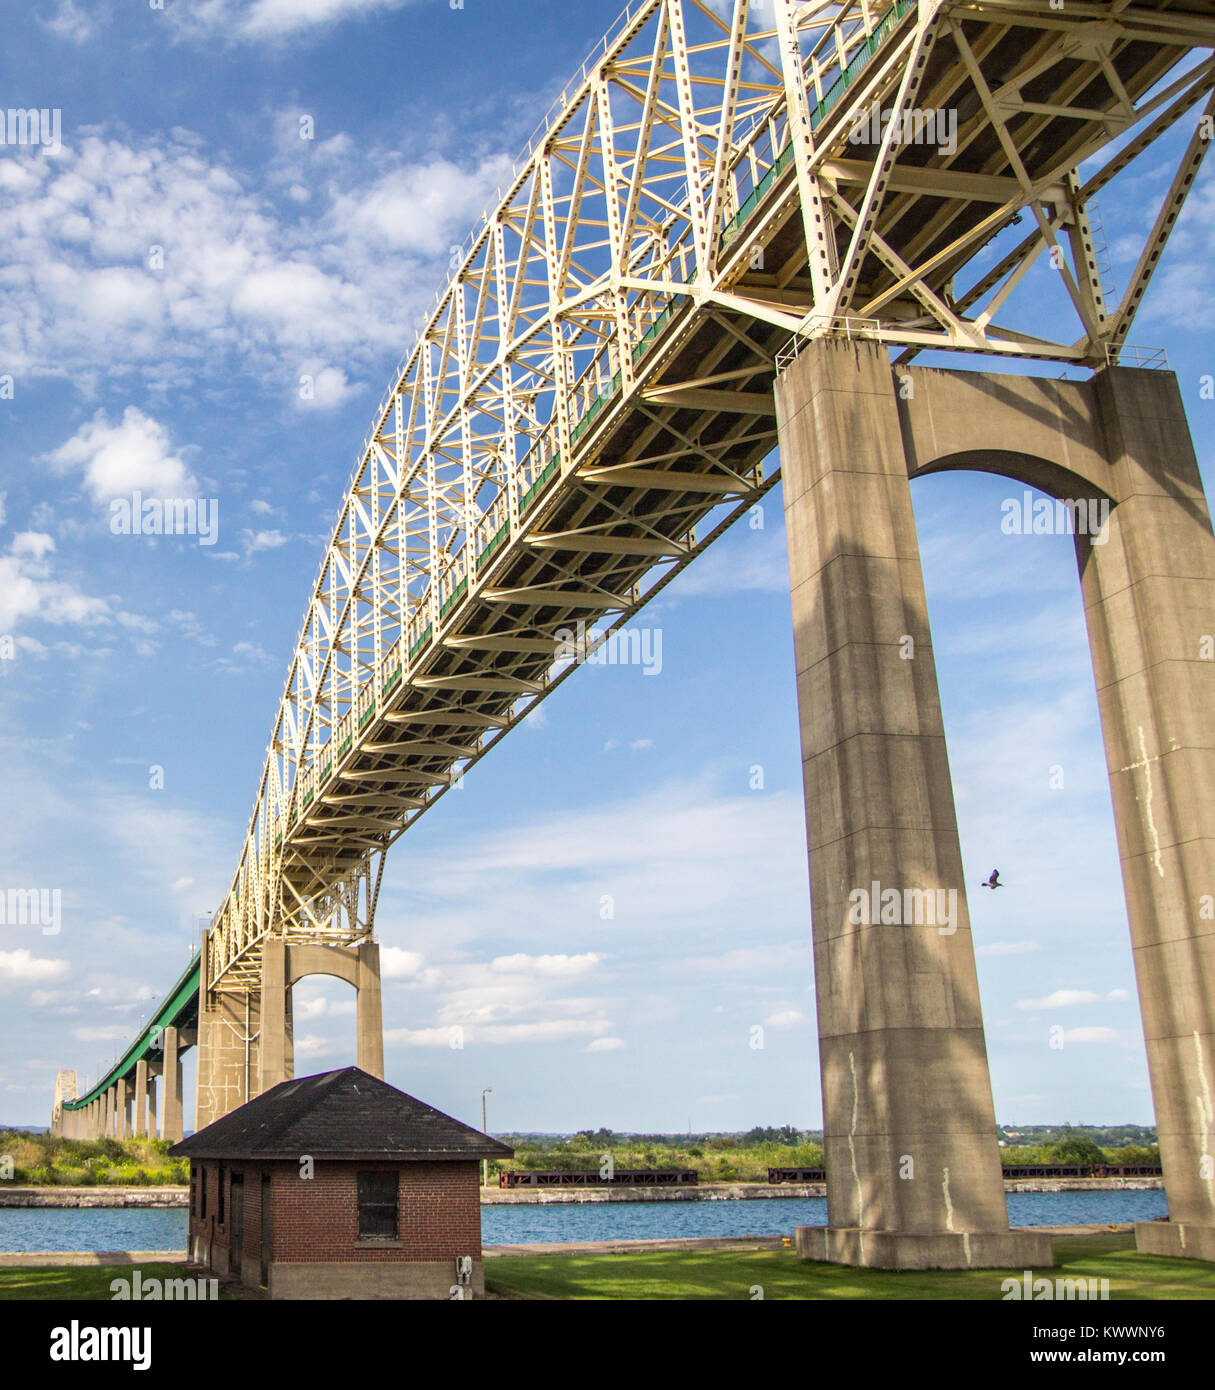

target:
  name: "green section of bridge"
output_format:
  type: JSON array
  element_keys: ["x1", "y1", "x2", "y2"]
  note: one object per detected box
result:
[{"x1": 63, "y1": 954, "x2": 200, "y2": 1111}]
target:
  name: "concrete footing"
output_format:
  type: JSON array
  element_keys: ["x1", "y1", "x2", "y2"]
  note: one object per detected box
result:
[
  {"x1": 795, "y1": 1224, "x2": 1055, "y2": 1271},
  {"x1": 1133, "y1": 1221, "x2": 1215, "y2": 1264},
  {"x1": 265, "y1": 1259, "x2": 484, "y2": 1300}
]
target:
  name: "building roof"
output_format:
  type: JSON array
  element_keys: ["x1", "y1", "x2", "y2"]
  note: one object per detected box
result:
[{"x1": 169, "y1": 1067, "x2": 514, "y2": 1161}]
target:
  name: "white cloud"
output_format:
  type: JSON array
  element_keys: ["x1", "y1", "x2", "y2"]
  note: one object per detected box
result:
[
  {"x1": 40, "y1": 0, "x2": 107, "y2": 43},
  {"x1": 0, "y1": 950, "x2": 70, "y2": 989},
  {"x1": 43, "y1": 407, "x2": 195, "y2": 501},
  {"x1": 213, "y1": 640, "x2": 276, "y2": 676},
  {"x1": 0, "y1": 131, "x2": 511, "y2": 389},
  {"x1": 677, "y1": 943, "x2": 807, "y2": 977},
  {"x1": 1017, "y1": 989, "x2": 1101, "y2": 1011},
  {"x1": 294, "y1": 1032, "x2": 342, "y2": 1058},
  {"x1": 0, "y1": 529, "x2": 117, "y2": 636},
  {"x1": 242, "y1": 530, "x2": 288, "y2": 554},
  {"x1": 173, "y1": 0, "x2": 418, "y2": 41},
  {"x1": 331, "y1": 156, "x2": 514, "y2": 258},
  {"x1": 387, "y1": 1018, "x2": 611, "y2": 1048},
  {"x1": 1060, "y1": 1027, "x2": 1121, "y2": 1046},
  {"x1": 296, "y1": 363, "x2": 358, "y2": 411},
  {"x1": 11, "y1": 532, "x2": 55, "y2": 561},
  {"x1": 763, "y1": 1009, "x2": 806, "y2": 1029},
  {"x1": 490, "y1": 953, "x2": 602, "y2": 979},
  {"x1": 382, "y1": 1025, "x2": 459, "y2": 1048},
  {"x1": 294, "y1": 996, "x2": 356, "y2": 1020},
  {"x1": 380, "y1": 946, "x2": 425, "y2": 980},
  {"x1": 71, "y1": 1025, "x2": 131, "y2": 1042},
  {"x1": 585, "y1": 1036, "x2": 626, "y2": 1053}
]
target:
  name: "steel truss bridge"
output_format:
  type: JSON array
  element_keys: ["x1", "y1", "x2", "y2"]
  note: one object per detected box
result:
[{"x1": 63, "y1": 0, "x2": 1214, "y2": 1120}]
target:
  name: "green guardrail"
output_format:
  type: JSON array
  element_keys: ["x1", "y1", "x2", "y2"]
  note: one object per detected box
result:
[
  {"x1": 570, "y1": 369, "x2": 623, "y2": 446},
  {"x1": 476, "y1": 521, "x2": 510, "y2": 568},
  {"x1": 383, "y1": 667, "x2": 402, "y2": 695},
  {"x1": 812, "y1": 0, "x2": 911, "y2": 126},
  {"x1": 440, "y1": 575, "x2": 469, "y2": 617},
  {"x1": 632, "y1": 302, "x2": 676, "y2": 363},
  {"x1": 520, "y1": 456, "x2": 560, "y2": 513},
  {"x1": 409, "y1": 623, "x2": 433, "y2": 659},
  {"x1": 720, "y1": 0, "x2": 912, "y2": 251}
]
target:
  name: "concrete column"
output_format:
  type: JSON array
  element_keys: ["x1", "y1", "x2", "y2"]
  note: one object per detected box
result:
[
  {"x1": 258, "y1": 937, "x2": 288, "y2": 1096},
  {"x1": 114, "y1": 1080, "x2": 127, "y2": 1139},
  {"x1": 775, "y1": 339, "x2": 1051, "y2": 1270},
  {"x1": 161, "y1": 1026, "x2": 184, "y2": 1145},
  {"x1": 147, "y1": 1075, "x2": 158, "y2": 1140},
  {"x1": 133, "y1": 1060, "x2": 148, "y2": 1139},
  {"x1": 1078, "y1": 367, "x2": 1215, "y2": 1263},
  {"x1": 195, "y1": 933, "x2": 260, "y2": 1131},
  {"x1": 357, "y1": 942, "x2": 384, "y2": 1079}
]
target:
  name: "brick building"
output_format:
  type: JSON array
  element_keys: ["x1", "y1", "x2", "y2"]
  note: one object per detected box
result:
[{"x1": 170, "y1": 1066, "x2": 512, "y2": 1299}]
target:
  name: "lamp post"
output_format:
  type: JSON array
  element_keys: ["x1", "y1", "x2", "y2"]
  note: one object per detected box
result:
[{"x1": 481, "y1": 1087, "x2": 493, "y2": 1189}]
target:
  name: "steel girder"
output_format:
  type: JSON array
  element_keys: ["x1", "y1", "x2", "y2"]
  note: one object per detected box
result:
[{"x1": 185, "y1": 0, "x2": 1210, "y2": 998}]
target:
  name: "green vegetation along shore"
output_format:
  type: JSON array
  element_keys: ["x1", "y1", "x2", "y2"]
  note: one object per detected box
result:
[{"x1": 0, "y1": 1131, "x2": 189, "y2": 1187}]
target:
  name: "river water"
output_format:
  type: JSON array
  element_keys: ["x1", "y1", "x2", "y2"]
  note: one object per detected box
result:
[{"x1": 0, "y1": 1189, "x2": 1167, "y2": 1253}]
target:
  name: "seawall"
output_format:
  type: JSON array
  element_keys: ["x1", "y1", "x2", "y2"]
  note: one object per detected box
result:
[{"x1": 0, "y1": 1177, "x2": 1164, "y2": 1208}]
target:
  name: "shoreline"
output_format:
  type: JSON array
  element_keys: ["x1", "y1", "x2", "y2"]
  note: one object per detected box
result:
[
  {"x1": 0, "y1": 1177, "x2": 1164, "y2": 1209},
  {"x1": 0, "y1": 1224, "x2": 1143, "y2": 1267}
]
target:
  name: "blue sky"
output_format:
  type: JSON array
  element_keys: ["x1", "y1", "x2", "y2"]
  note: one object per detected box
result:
[{"x1": 1, "y1": 0, "x2": 1213, "y2": 1134}]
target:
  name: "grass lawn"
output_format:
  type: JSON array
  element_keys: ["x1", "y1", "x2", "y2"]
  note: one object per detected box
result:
[
  {"x1": 0, "y1": 1264, "x2": 217, "y2": 1301},
  {"x1": 485, "y1": 1234, "x2": 1215, "y2": 1300}
]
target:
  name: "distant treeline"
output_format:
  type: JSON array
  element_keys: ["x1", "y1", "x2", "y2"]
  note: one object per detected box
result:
[{"x1": 490, "y1": 1125, "x2": 1158, "y2": 1185}]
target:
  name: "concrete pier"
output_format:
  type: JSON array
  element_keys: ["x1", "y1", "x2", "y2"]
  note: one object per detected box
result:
[
  {"x1": 777, "y1": 340, "x2": 1215, "y2": 1267},
  {"x1": 133, "y1": 1061, "x2": 148, "y2": 1140},
  {"x1": 1080, "y1": 371, "x2": 1215, "y2": 1263},
  {"x1": 256, "y1": 938, "x2": 384, "y2": 1095},
  {"x1": 161, "y1": 1026, "x2": 183, "y2": 1145},
  {"x1": 194, "y1": 935, "x2": 383, "y2": 1129},
  {"x1": 776, "y1": 340, "x2": 1051, "y2": 1270}
]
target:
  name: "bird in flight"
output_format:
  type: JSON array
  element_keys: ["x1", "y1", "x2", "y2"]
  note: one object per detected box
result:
[{"x1": 981, "y1": 869, "x2": 1003, "y2": 890}]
